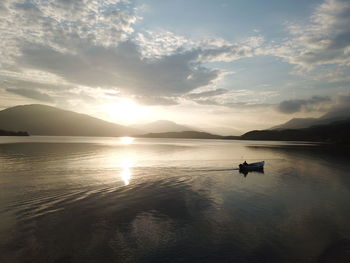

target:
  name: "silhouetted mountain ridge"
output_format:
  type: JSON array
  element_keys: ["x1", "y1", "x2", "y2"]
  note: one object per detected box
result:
[
  {"x1": 243, "y1": 118, "x2": 350, "y2": 143},
  {"x1": 0, "y1": 104, "x2": 140, "y2": 137},
  {"x1": 1, "y1": 104, "x2": 348, "y2": 143},
  {"x1": 0, "y1": 129, "x2": 29, "y2": 136}
]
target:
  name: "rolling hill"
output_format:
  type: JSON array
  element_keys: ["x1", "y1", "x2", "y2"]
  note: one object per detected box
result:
[{"x1": 0, "y1": 104, "x2": 140, "y2": 137}]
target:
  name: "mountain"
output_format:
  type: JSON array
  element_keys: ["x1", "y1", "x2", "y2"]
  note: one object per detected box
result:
[
  {"x1": 138, "y1": 131, "x2": 240, "y2": 140},
  {"x1": 271, "y1": 106, "x2": 350, "y2": 130},
  {"x1": 130, "y1": 120, "x2": 195, "y2": 133},
  {"x1": 242, "y1": 118, "x2": 350, "y2": 143},
  {"x1": 0, "y1": 104, "x2": 140, "y2": 137},
  {"x1": 271, "y1": 117, "x2": 319, "y2": 130},
  {"x1": 138, "y1": 131, "x2": 223, "y2": 139}
]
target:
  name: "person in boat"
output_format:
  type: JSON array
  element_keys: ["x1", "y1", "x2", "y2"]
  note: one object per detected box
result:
[{"x1": 243, "y1": 161, "x2": 248, "y2": 165}]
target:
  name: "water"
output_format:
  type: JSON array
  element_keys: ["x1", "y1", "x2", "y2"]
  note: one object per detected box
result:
[{"x1": 1, "y1": 136, "x2": 350, "y2": 263}]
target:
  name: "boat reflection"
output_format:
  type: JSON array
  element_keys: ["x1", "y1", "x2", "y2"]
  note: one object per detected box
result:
[
  {"x1": 239, "y1": 168, "x2": 264, "y2": 177},
  {"x1": 119, "y1": 158, "x2": 133, "y2": 185}
]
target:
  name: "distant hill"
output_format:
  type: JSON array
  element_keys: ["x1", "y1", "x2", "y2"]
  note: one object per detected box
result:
[
  {"x1": 130, "y1": 120, "x2": 195, "y2": 133},
  {"x1": 0, "y1": 129, "x2": 29, "y2": 136},
  {"x1": 0, "y1": 104, "x2": 140, "y2": 137},
  {"x1": 138, "y1": 131, "x2": 221, "y2": 139},
  {"x1": 243, "y1": 118, "x2": 350, "y2": 143},
  {"x1": 198, "y1": 125, "x2": 242, "y2": 136},
  {"x1": 138, "y1": 131, "x2": 240, "y2": 140},
  {"x1": 139, "y1": 131, "x2": 221, "y2": 139},
  {"x1": 139, "y1": 120, "x2": 350, "y2": 143},
  {"x1": 271, "y1": 105, "x2": 350, "y2": 130}
]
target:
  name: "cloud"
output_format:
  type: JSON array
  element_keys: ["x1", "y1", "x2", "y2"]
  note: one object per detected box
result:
[
  {"x1": 0, "y1": 0, "x2": 271, "y2": 110},
  {"x1": 196, "y1": 99, "x2": 272, "y2": 109},
  {"x1": 17, "y1": 41, "x2": 222, "y2": 97},
  {"x1": 135, "y1": 30, "x2": 262, "y2": 62},
  {"x1": 135, "y1": 30, "x2": 193, "y2": 59},
  {"x1": 0, "y1": 76, "x2": 101, "y2": 106},
  {"x1": 277, "y1": 96, "x2": 332, "y2": 114},
  {"x1": 0, "y1": 0, "x2": 10, "y2": 16},
  {"x1": 189, "y1": 89, "x2": 277, "y2": 110},
  {"x1": 6, "y1": 88, "x2": 54, "y2": 102},
  {"x1": 1, "y1": 0, "x2": 138, "y2": 60},
  {"x1": 187, "y1": 89, "x2": 229, "y2": 99},
  {"x1": 0, "y1": 0, "x2": 264, "y2": 107},
  {"x1": 274, "y1": 0, "x2": 350, "y2": 69},
  {"x1": 1, "y1": 77, "x2": 71, "y2": 91},
  {"x1": 133, "y1": 96, "x2": 179, "y2": 106},
  {"x1": 198, "y1": 45, "x2": 253, "y2": 63}
]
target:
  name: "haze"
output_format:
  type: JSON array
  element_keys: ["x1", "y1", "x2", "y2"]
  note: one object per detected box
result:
[{"x1": 1, "y1": 0, "x2": 350, "y2": 134}]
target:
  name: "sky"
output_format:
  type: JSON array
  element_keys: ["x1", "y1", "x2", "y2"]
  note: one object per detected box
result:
[{"x1": 0, "y1": 0, "x2": 350, "y2": 134}]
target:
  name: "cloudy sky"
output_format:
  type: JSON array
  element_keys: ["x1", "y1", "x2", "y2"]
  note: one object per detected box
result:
[{"x1": 0, "y1": 0, "x2": 350, "y2": 134}]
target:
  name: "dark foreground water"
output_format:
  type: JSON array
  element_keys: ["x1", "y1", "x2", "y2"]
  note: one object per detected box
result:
[{"x1": 1, "y1": 136, "x2": 350, "y2": 263}]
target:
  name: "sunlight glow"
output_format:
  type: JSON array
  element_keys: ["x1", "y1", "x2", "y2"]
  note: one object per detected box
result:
[{"x1": 120, "y1": 136, "x2": 134, "y2": 144}]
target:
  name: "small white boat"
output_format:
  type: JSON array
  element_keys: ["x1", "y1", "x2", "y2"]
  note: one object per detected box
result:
[{"x1": 239, "y1": 161, "x2": 265, "y2": 170}]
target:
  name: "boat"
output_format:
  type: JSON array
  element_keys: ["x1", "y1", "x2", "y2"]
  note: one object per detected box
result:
[{"x1": 239, "y1": 161, "x2": 265, "y2": 171}]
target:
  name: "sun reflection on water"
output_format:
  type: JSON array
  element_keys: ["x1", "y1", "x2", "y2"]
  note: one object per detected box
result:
[
  {"x1": 120, "y1": 137, "x2": 134, "y2": 144},
  {"x1": 120, "y1": 158, "x2": 133, "y2": 185}
]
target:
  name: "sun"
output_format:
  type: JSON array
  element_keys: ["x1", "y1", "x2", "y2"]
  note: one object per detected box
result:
[{"x1": 103, "y1": 98, "x2": 143, "y2": 124}]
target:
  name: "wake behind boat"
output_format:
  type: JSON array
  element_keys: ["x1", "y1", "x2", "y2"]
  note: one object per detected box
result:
[{"x1": 239, "y1": 161, "x2": 265, "y2": 171}]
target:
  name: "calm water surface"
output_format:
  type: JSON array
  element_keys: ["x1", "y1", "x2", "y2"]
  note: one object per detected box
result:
[{"x1": 1, "y1": 136, "x2": 350, "y2": 263}]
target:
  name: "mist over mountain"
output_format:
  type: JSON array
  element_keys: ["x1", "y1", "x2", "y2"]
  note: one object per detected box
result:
[
  {"x1": 130, "y1": 120, "x2": 195, "y2": 133},
  {"x1": 271, "y1": 118, "x2": 318, "y2": 130},
  {"x1": 321, "y1": 103, "x2": 350, "y2": 120},
  {"x1": 272, "y1": 103, "x2": 350, "y2": 130},
  {"x1": 0, "y1": 104, "x2": 140, "y2": 137}
]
